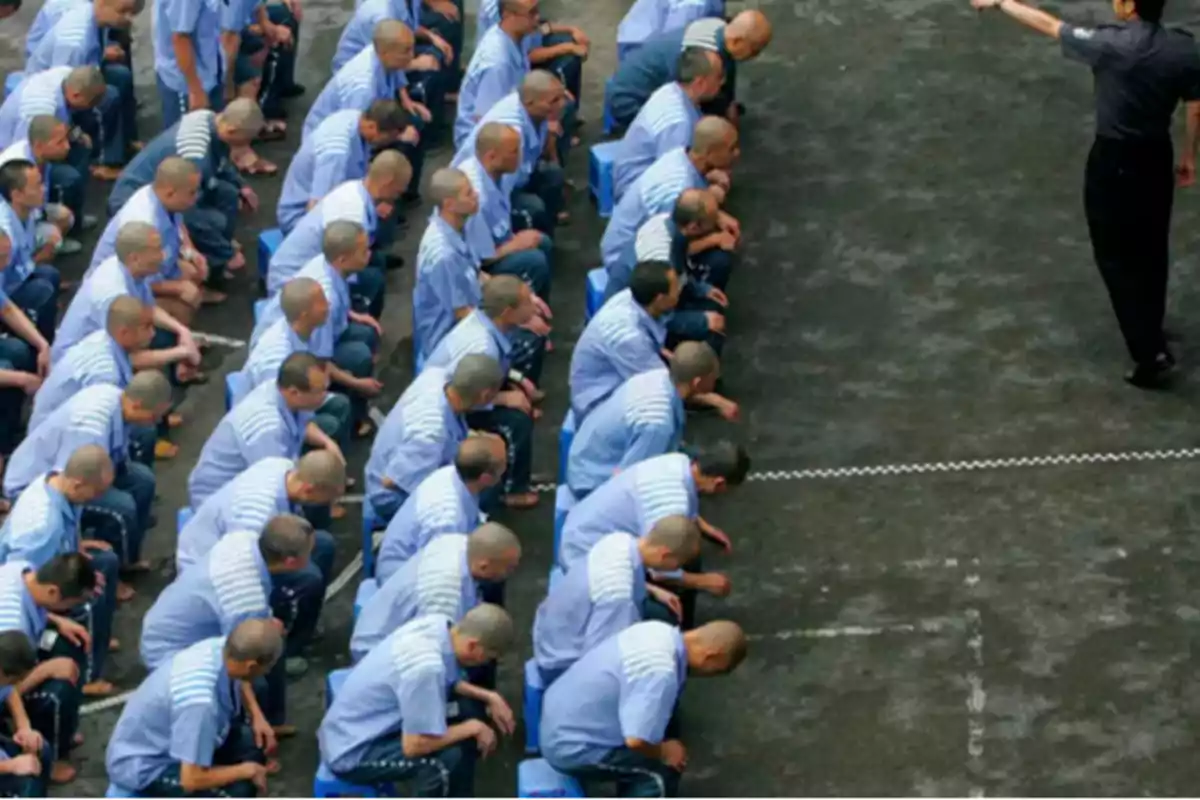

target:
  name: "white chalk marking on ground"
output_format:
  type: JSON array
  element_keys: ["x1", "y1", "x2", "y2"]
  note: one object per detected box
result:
[
  {"x1": 747, "y1": 617, "x2": 956, "y2": 640},
  {"x1": 964, "y1": 574, "x2": 986, "y2": 797},
  {"x1": 192, "y1": 331, "x2": 247, "y2": 349},
  {"x1": 340, "y1": 494, "x2": 364, "y2": 505},
  {"x1": 80, "y1": 689, "x2": 136, "y2": 715}
]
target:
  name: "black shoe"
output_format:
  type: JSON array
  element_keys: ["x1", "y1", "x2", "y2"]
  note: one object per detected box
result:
[
  {"x1": 1125, "y1": 353, "x2": 1176, "y2": 390},
  {"x1": 400, "y1": 192, "x2": 422, "y2": 208},
  {"x1": 280, "y1": 83, "x2": 306, "y2": 99},
  {"x1": 385, "y1": 254, "x2": 406, "y2": 270},
  {"x1": 735, "y1": 102, "x2": 746, "y2": 116}
]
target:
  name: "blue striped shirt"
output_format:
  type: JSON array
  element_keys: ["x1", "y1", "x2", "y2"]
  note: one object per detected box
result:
[
  {"x1": 140, "y1": 530, "x2": 272, "y2": 669},
  {"x1": 458, "y1": 156, "x2": 511, "y2": 260},
  {"x1": 600, "y1": 146, "x2": 705, "y2": 279},
  {"x1": 278, "y1": 110, "x2": 371, "y2": 233},
  {"x1": 423, "y1": 309, "x2": 512, "y2": 379},
  {"x1": 365, "y1": 367, "x2": 468, "y2": 514},
  {"x1": 114, "y1": 110, "x2": 240, "y2": 213},
  {"x1": 266, "y1": 179, "x2": 378, "y2": 294},
  {"x1": 332, "y1": 0, "x2": 415, "y2": 73},
  {"x1": 0, "y1": 198, "x2": 38, "y2": 293},
  {"x1": 26, "y1": 3, "x2": 103, "y2": 71},
  {"x1": 0, "y1": 67, "x2": 71, "y2": 149},
  {"x1": 350, "y1": 533, "x2": 477, "y2": 661},
  {"x1": 152, "y1": 0, "x2": 221, "y2": 93},
  {"x1": 0, "y1": 475, "x2": 78, "y2": 567},
  {"x1": 617, "y1": 0, "x2": 725, "y2": 49},
  {"x1": 187, "y1": 381, "x2": 310, "y2": 508},
  {"x1": 569, "y1": 288, "x2": 668, "y2": 421},
  {"x1": 534, "y1": 532, "x2": 646, "y2": 678},
  {"x1": 4, "y1": 384, "x2": 128, "y2": 499},
  {"x1": 30, "y1": 330, "x2": 133, "y2": 431},
  {"x1": 376, "y1": 464, "x2": 480, "y2": 583},
  {"x1": 303, "y1": 46, "x2": 406, "y2": 140},
  {"x1": 0, "y1": 561, "x2": 48, "y2": 702},
  {"x1": 26, "y1": 0, "x2": 85, "y2": 60},
  {"x1": 558, "y1": 453, "x2": 696, "y2": 570},
  {"x1": 177, "y1": 457, "x2": 293, "y2": 573},
  {"x1": 253, "y1": 255, "x2": 347, "y2": 357},
  {"x1": 451, "y1": 91, "x2": 547, "y2": 193},
  {"x1": 614, "y1": 82, "x2": 701, "y2": 201},
  {"x1": 107, "y1": 637, "x2": 240, "y2": 791},
  {"x1": 53, "y1": 255, "x2": 155, "y2": 362},
  {"x1": 91, "y1": 184, "x2": 185, "y2": 281},
  {"x1": 566, "y1": 368, "x2": 686, "y2": 496},
  {"x1": 455, "y1": 25, "x2": 529, "y2": 148},
  {"x1": 413, "y1": 212, "x2": 482, "y2": 359},
  {"x1": 237, "y1": 318, "x2": 315, "y2": 404}
]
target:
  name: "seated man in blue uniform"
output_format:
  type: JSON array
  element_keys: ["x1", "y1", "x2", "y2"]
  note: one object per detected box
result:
[
  {"x1": 109, "y1": 101, "x2": 266, "y2": 286},
  {"x1": 569, "y1": 260, "x2": 679, "y2": 422},
  {"x1": 567, "y1": 342, "x2": 721, "y2": 497},
  {"x1": 540, "y1": 619, "x2": 747, "y2": 797},
  {"x1": 365, "y1": 354, "x2": 503, "y2": 523},
  {"x1": 0, "y1": 554, "x2": 101, "y2": 785},
  {"x1": 0, "y1": 632, "x2": 50, "y2": 798},
  {"x1": 613, "y1": 49, "x2": 724, "y2": 201},
  {"x1": 0, "y1": 66, "x2": 107, "y2": 163},
  {"x1": 277, "y1": 101, "x2": 414, "y2": 235},
  {"x1": 558, "y1": 447, "x2": 749, "y2": 626},
  {"x1": 351, "y1": 523, "x2": 521, "y2": 662},
  {"x1": 0, "y1": 231, "x2": 56, "y2": 457},
  {"x1": 601, "y1": 117, "x2": 740, "y2": 299},
  {"x1": 617, "y1": 0, "x2": 725, "y2": 58},
  {"x1": 140, "y1": 515, "x2": 318, "y2": 734},
  {"x1": 0, "y1": 445, "x2": 121, "y2": 698},
  {"x1": 187, "y1": 352, "x2": 347, "y2": 508},
  {"x1": 454, "y1": 0, "x2": 537, "y2": 149},
  {"x1": 0, "y1": 115, "x2": 86, "y2": 252},
  {"x1": 317, "y1": 605, "x2": 517, "y2": 797},
  {"x1": 532, "y1": 516, "x2": 700, "y2": 686},
  {"x1": 607, "y1": 12, "x2": 772, "y2": 129},
  {"x1": 3, "y1": 374, "x2": 173, "y2": 599},
  {"x1": 475, "y1": 0, "x2": 590, "y2": 106},
  {"x1": 106, "y1": 620, "x2": 281, "y2": 798},
  {"x1": 0, "y1": 160, "x2": 66, "y2": 348},
  {"x1": 25, "y1": 0, "x2": 141, "y2": 173},
  {"x1": 375, "y1": 435, "x2": 505, "y2": 583}
]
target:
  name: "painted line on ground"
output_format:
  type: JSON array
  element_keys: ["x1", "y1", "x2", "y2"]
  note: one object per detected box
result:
[
  {"x1": 747, "y1": 617, "x2": 958, "y2": 640},
  {"x1": 964, "y1": 572, "x2": 986, "y2": 797},
  {"x1": 192, "y1": 331, "x2": 247, "y2": 349}
]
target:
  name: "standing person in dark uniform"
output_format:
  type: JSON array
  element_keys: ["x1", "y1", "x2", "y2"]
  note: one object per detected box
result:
[{"x1": 971, "y1": 0, "x2": 1200, "y2": 389}]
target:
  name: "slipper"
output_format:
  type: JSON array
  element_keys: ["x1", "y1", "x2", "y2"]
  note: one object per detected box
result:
[
  {"x1": 235, "y1": 157, "x2": 278, "y2": 176},
  {"x1": 355, "y1": 419, "x2": 376, "y2": 438},
  {"x1": 89, "y1": 165, "x2": 121, "y2": 181},
  {"x1": 49, "y1": 762, "x2": 77, "y2": 785},
  {"x1": 116, "y1": 582, "x2": 136, "y2": 602},
  {"x1": 272, "y1": 724, "x2": 298, "y2": 738},
  {"x1": 501, "y1": 492, "x2": 540, "y2": 510},
  {"x1": 330, "y1": 504, "x2": 347, "y2": 521},
  {"x1": 266, "y1": 760, "x2": 283, "y2": 776},
  {"x1": 201, "y1": 288, "x2": 228, "y2": 305},
  {"x1": 81, "y1": 680, "x2": 117, "y2": 697},
  {"x1": 176, "y1": 371, "x2": 210, "y2": 386},
  {"x1": 167, "y1": 413, "x2": 184, "y2": 428},
  {"x1": 155, "y1": 440, "x2": 180, "y2": 460}
]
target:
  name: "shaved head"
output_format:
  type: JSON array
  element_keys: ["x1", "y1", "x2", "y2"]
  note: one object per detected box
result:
[
  {"x1": 106, "y1": 295, "x2": 146, "y2": 333},
  {"x1": 668, "y1": 341, "x2": 719, "y2": 385},
  {"x1": 259, "y1": 513, "x2": 315, "y2": 564},
  {"x1": 219, "y1": 98, "x2": 265, "y2": 135},
  {"x1": 644, "y1": 515, "x2": 701, "y2": 560},
  {"x1": 674, "y1": 188, "x2": 716, "y2": 227},
  {"x1": 455, "y1": 603, "x2": 515, "y2": 655},
  {"x1": 114, "y1": 221, "x2": 159, "y2": 262},
  {"x1": 455, "y1": 436, "x2": 504, "y2": 482},
  {"x1": 688, "y1": 620, "x2": 748, "y2": 674},
  {"x1": 692, "y1": 116, "x2": 737, "y2": 156},
  {"x1": 225, "y1": 618, "x2": 284, "y2": 666},
  {"x1": 726, "y1": 9, "x2": 773, "y2": 55},
  {"x1": 518, "y1": 69, "x2": 562, "y2": 105},
  {"x1": 124, "y1": 370, "x2": 172, "y2": 410},
  {"x1": 64, "y1": 66, "x2": 105, "y2": 97},
  {"x1": 293, "y1": 450, "x2": 347, "y2": 495},
  {"x1": 467, "y1": 522, "x2": 521, "y2": 562},
  {"x1": 280, "y1": 277, "x2": 324, "y2": 323},
  {"x1": 155, "y1": 156, "x2": 199, "y2": 190},
  {"x1": 480, "y1": 275, "x2": 524, "y2": 319},
  {"x1": 476, "y1": 122, "x2": 519, "y2": 158},
  {"x1": 368, "y1": 148, "x2": 412, "y2": 188},
  {"x1": 373, "y1": 18, "x2": 414, "y2": 49},
  {"x1": 450, "y1": 354, "x2": 504, "y2": 401},
  {"x1": 27, "y1": 115, "x2": 66, "y2": 144},
  {"x1": 322, "y1": 220, "x2": 366, "y2": 262},
  {"x1": 429, "y1": 167, "x2": 469, "y2": 206},
  {"x1": 63, "y1": 444, "x2": 113, "y2": 486}
]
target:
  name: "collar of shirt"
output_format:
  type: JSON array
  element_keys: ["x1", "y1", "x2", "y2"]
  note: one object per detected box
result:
[
  {"x1": 270, "y1": 385, "x2": 305, "y2": 441},
  {"x1": 276, "y1": 469, "x2": 298, "y2": 516},
  {"x1": 623, "y1": 290, "x2": 668, "y2": 349},
  {"x1": 450, "y1": 469, "x2": 481, "y2": 520},
  {"x1": 428, "y1": 211, "x2": 477, "y2": 262},
  {"x1": 439, "y1": 378, "x2": 470, "y2": 440},
  {"x1": 473, "y1": 309, "x2": 513, "y2": 361},
  {"x1": 40, "y1": 474, "x2": 80, "y2": 534},
  {"x1": 105, "y1": 333, "x2": 135, "y2": 385}
]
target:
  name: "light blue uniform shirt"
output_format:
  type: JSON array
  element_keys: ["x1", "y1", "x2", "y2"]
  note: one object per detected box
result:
[
  {"x1": 303, "y1": 46, "x2": 406, "y2": 140},
  {"x1": 613, "y1": 82, "x2": 701, "y2": 201},
  {"x1": 0, "y1": 560, "x2": 48, "y2": 704},
  {"x1": 534, "y1": 532, "x2": 646, "y2": 678},
  {"x1": 0, "y1": 476, "x2": 78, "y2": 568},
  {"x1": 0, "y1": 67, "x2": 71, "y2": 149},
  {"x1": 424, "y1": 309, "x2": 512, "y2": 378},
  {"x1": 566, "y1": 368, "x2": 686, "y2": 496},
  {"x1": 454, "y1": 25, "x2": 529, "y2": 148},
  {"x1": 569, "y1": 288, "x2": 668, "y2": 422},
  {"x1": 176, "y1": 457, "x2": 293, "y2": 573},
  {"x1": 140, "y1": 531, "x2": 272, "y2": 670},
  {"x1": 318, "y1": 614, "x2": 458, "y2": 773},
  {"x1": 91, "y1": 185, "x2": 185, "y2": 280},
  {"x1": 266, "y1": 180, "x2": 377, "y2": 294},
  {"x1": 617, "y1": 0, "x2": 724, "y2": 50},
  {"x1": 53, "y1": 255, "x2": 155, "y2": 362},
  {"x1": 558, "y1": 453, "x2": 697, "y2": 570},
  {"x1": 186, "y1": 381, "x2": 310, "y2": 508},
  {"x1": 152, "y1": 0, "x2": 222, "y2": 94},
  {"x1": 376, "y1": 464, "x2": 480, "y2": 583},
  {"x1": 0, "y1": 199, "x2": 39, "y2": 293},
  {"x1": 26, "y1": 0, "x2": 85, "y2": 60},
  {"x1": 277, "y1": 110, "x2": 371, "y2": 233},
  {"x1": 474, "y1": 0, "x2": 541, "y2": 59},
  {"x1": 541, "y1": 621, "x2": 687, "y2": 770},
  {"x1": 350, "y1": 534, "x2": 477, "y2": 662},
  {"x1": 600, "y1": 147, "x2": 705, "y2": 279},
  {"x1": 458, "y1": 156, "x2": 511, "y2": 260},
  {"x1": 30, "y1": 330, "x2": 133, "y2": 431},
  {"x1": 253, "y1": 255, "x2": 348, "y2": 357},
  {"x1": 332, "y1": 0, "x2": 419, "y2": 73},
  {"x1": 413, "y1": 212, "x2": 482, "y2": 359},
  {"x1": 26, "y1": 3, "x2": 104, "y2": 71},
  {"x1": 236, "y1": 319, "x2": 315, "y2": 405},
  {"x1": 365, "y1": 367, "x2": 467, "y2": 513},
  {"x1": 451, "y1": 91, "x2": 546, "y2": 193},
  {"x1": 3, "y1": 384, "x2": 127, "y2": 499},
  {"x1": 106, "y1": 637, "x2": 241, "y2": 791}
]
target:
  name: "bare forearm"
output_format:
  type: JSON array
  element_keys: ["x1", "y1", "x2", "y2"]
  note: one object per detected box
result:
[
  {"x1": 181, "y1": 763, "x2": 252, "y2": 792},
  {"x1": 153, "y1": 305, "x2": 187, "y2": 337},
  {"x1": 626, "y1": 738, "x2": 662, "y2": 760},
  {"x1": 0, "y1": 305, "x2": 46, "y2": 351},
  {"x1": 220, "y1": 32, "x2": 239, "y2": 92},
  {"x1": 993, "y1": 0, "x2": 1063, "y2": 39},
  {"x1": 5, "y1": 692, "x2": 29, "y2": 730},
  {"x1": 403, "y1": 723, "x2": 478, "y2": 758},
  {"x1": 530, "y1": 43, "x2": 576, "y2": 63},
  {"x1": 304, "y1": 422, "x2": 335, "y2": 450},
  {"x1": 171, "y1": 34, "x2": 203, "y2": 90},
  {"x1": 452, "y1": 680, "x2": 493, "y2": 704},
  {"x1": 1186, "y1": 102, "x2": 1200, "y2": 159},
  {"x1": 131, "y1": 347, "x2": 185, "y2": 370},
  {"x1": 240, "y1": 682, "x2": 267, "y2": 723},
  {"x1": 689, "y1": 233, "x2": 725, "y2": 253}
]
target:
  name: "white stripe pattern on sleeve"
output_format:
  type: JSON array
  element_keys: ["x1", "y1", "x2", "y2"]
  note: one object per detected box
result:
[
  {"x1": 680, "y1": 18, "x2": 724, "y2": 51},
  {"x1": 634, "y1": 456, "x2": 691, "y2": 525},
  {"x1": 414, "y1": 469, "x2": 470, "y2": 530},
  {"x1": 416, "y1": 534, "x2": 469, "y2": 619},
  {"x1": 68, "y1": 386, "x2": 123, "y2": 441},
  {"x1": 3, "y1": 481, "x2": 54, "y2": 550},
  {"x1": 18, "y1": 68, "x2": 71, "y2": 120},
  {"x1": 208, "y1": 531, "x2": 269, "y2": 619},
  {"x1": 400, "y1": 368, "x2": 451, "y2": 444},
  {"x1": 0, "y1": 564, "x2": 27, "y2": 633},
  {"x1": 175, "y1": 110, "x2": 216, "y2": 160},
  {"x1": 588, "y1": 533, "x2": 637, "y2": 604},
  {"x1": 634, "y1": 213, "x2": 675, "y2": 263},
  {"x1": 623, "y1": 369, "x2": 674, "y2": 428},
  {"x1": 168, "y1": 638, "x2": 225, "y2": 710},
  {"x1": 390, "y1": 618, "x2": 450, "y2": 683},
  {"x1": 617, "y1": 622, "x2": 678, "y2": 679}
]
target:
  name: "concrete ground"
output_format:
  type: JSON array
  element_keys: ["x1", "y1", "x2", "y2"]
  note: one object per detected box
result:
[{"x1": 2, "y1": 0, "x2": 1200, "y2": 794}]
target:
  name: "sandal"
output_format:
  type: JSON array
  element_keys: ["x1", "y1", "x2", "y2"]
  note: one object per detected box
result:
[
  {"x1": 355, "y1": 419, "x2": 376, "y2": 438},
  {"x1": 501, "y1": 492, "x2": 540, "y2": 510},
  {"x1": 155, "y1": 439, "x2": 180, "y2": 460},
  {"x1": 234, "y1": 155, "x2": 278, "y2": 176}
]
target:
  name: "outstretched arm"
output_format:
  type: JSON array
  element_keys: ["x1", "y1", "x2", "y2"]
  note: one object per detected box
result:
[{"x1": 971, "y1": 0, "x2": 1064, "y2": 40}]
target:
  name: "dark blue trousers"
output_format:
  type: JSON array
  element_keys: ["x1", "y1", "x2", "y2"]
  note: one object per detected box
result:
[{"x1": 143, "y1": 723, "x2": 264, "y2": 797}]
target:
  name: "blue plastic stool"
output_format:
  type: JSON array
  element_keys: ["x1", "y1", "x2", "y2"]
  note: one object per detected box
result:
[
  {"x1": 324, "y1": 667, "x2": 352, "y2": 711},
  {"x1": 253, "y1": 298, "x2": 268, "y2": 323},
  {"x1": 176, "y1": 507, "x2": 193, "y2": 532},
  {"x1": 313, "y1": 762, "x2": 394, "y2": 798},
  {"x1": 602, "y1": 76, "x2": 618, "y2": 136},
  {"x1": 224, "y1": 371, "x2": 249, "y2": 411},
  {"x1": 588, "y1": 141, "x2": 621, "y2": 218},
  {"x1": 518, "y1": 759, "x2": 585, "y2": 798},
  {"x1": 523, "y1": 659, "x2": 545, "y2": 754},
  {"x1": 257, "y1": 228, "x2": 284, "y2": 283},
  {"x1": 353, "y1": 579, "x2": 378, "y2": 621},
  {"x1": 553, "y1": 485, "x2": 576, "y2": 560},
  {"x1": 104, "y1": 783, "x2": 142, "y2": 798},
  {"x1": 557, "y1": 410, "x2": 576, "y2": 485},
  {"x1": 585, "y1": 268, "x2": 608, "y2": 321},
  {"x1": 361, "y1": 502, "x2": 381, "y2": 578},
  {"x1": 4, "y1": 72, "x2": 24, "y2": 100}
]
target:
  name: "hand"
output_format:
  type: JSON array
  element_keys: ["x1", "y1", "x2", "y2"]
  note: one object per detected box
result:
[
  {"x1": 512, "y1": 229, "x2": 543, "y2": 251},
  {"x1": 548, "y1": 119, "x2": 564, "y2": 137},
  {"x1": 970, "y1": 0, "x2": 1003, "y2": 8},
  {"x1": 103, "y1": 44, "x2": 125, "y2": 62},
  {"x1": 706, "y1": 169, "x2": 731, "y2": 192},
  {"x1": 81, "y1": 538, "x2": 112, "y2": 551},
  {"x1": 54, "y1": 617, "x2": 91, "y2": 650},
  {"x1": 714, "y1": 231, "x2": 738, "y2": 252},
  {"x1": 433, "y1": 0, "x2": 459, "y2": 20},
  {"x1": 178, "y1": 281, "x2": 202, "y2": 309},
  {"x1": 357, "y1": 313, "x2": 385, "y2": 338},
  {"x1": 702, "y1": 521, "x2": 734, "y2": 551},
  {"x1": 470, "y1": 719, "x2": 497, "y2": 757},
  {"x1": 706, "y1": 287, "x2": 728, "y2": 307},
  {"x1": 497, "y1": 390, "x2": 532, "y2": 414},
  {"x1": 399, "y1": 126, "x2": 421, "y2": 145},
  {"x1": 251, "y1": 714, "x2": 277, "y2": 754},
  {"x1": 77, "y1": 132, "x2": 92, "y2": 149},
  {"x1": 35, "y1": 346, "x2": 49, "y2": 378},
  {"x1": 12, "y1": 727, "x2": 42, "y2": 755},
  {"x1": 520, "y1": 315, "x2": 551, "y2": 337},
  {"x1": 569, "y1": 43, "x2": 589, "y2": 59},
  {"x1": 660, "y1": 740, "x2": 688, "y2": 770},
  {"x1": 241, "y1": 762, "x2": 269, "y2": 794},
  {"x1": 187, "y1": 85, "x2": 210, "y2": 111},
  {"x1": 239, "y1": 186, "x2": 259, "y2": 212},
  {"x1": 704, "y1": 312, "x2": 726, "y2": 335},
  {"x1": 430, "y1": 34, "x2": 454, "y2": 63},
  {"x1": 570, "y1": 27, "x2": 590, "y2": 48},
  {"x1": 701, "y1": 572, "x2": 732, "y2": 598},
  {"x1": 269, "y1": 23, "x2": 293, "y2": 48},
  {"x1": 484, "y1": 692, "x2": 516, "y2": 736},
  {"x1": 718, "y1": 211, "x2": 741, "y2": 239},
  {"x1": 410, "y1": 102, "x2": 432, "y2": 123},
  {"x1": 6, "y1": 754, "x2": 40, "y2": 777},
  {"x1": 647, "y1": 584, "x2": 683, "y2": 621},
  {"x1": 376, "y1": 201, "x2": 394, "y2": 219},
  {"x1": 19, "y1": 373, "x2": 42, "y2": 396},
  {"x1": 353, "y1": 376, "x2": 384, "y2": 397}
]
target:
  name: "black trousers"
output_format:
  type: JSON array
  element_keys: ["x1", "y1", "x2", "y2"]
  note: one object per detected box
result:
[{"x1": 1083, "y1": 136, "x2": 1175, "y2": 368}]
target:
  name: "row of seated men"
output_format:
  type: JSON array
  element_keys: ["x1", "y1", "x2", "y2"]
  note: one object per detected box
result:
[{"x1": 0, "y1": 0, "x2": 775, "y2": 795}]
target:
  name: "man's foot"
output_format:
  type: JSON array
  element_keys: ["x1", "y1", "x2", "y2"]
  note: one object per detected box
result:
[
  {"x1": 167, "y1": 412, "x2": 184, "y2": 428},
  {"x1": 355, "y1": 419, "x2": 376, "y2": 438},
  {"x1": 444, "y1": 91, "x2": 458, "y2": 102},
  {"x1": 265, "y1": 759, "x2": 282, "y2": 775},
  {"x1": 330, "y1": 503, "x2": 347, "y2": 520},
  {"x1": 81, "y1": 680, "x2": 117, "y2": 697},
  {"x1": 501, "y1": 492, "x2": 539, "y2": 509},
  {"x1": 73, "y1": 733, "x2": 84, "y2": 746},
  {"x1": 285, "y1": 656, "x2": 308, "y2": 678},
  {"x1": 123, "y1": 559, "x2": 153, "y2": 573},
  {"x1": 272, "y1": 724, "x2": 298, "y2": 738},
  {"x1": 129, "y1": 140, "x2": 145, "y2": 153},
  {"x1": 109, "y1": 637, "x2": 120, "y2": 652},
  {"x1": 80, "y1": 214, "x2": 100, "y2": 230},
  {"x1": 1125, "y1": 352, "x2": 1177, "y2": 390},
  {"x1": 58, "y1": 238, "x2": 83, "y2": 256},
  {"x1": 545, "y1": 339, "x2": 554, "y2": 353},
  {"x1": 280, "y1": 83, "x2": 306, "y2": 98},
  {"x1": 155, "y1": 439, "x2": 180, "y2": 460},
  {"x1": 116, "y1": 582, "x2": 136, "y2": 602},
  {"x1": 228, "y1": 250, "x2": 246, "y2": 271},
  {"x1": 90, "y1": 165, "x2": 121, "y2": 181},
  {"x1": 49, "y1": 762, "x2": 76, "y2": 785},
  {"x1": 201, "y1": 288, "x2": 228, "y2": 305}
]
